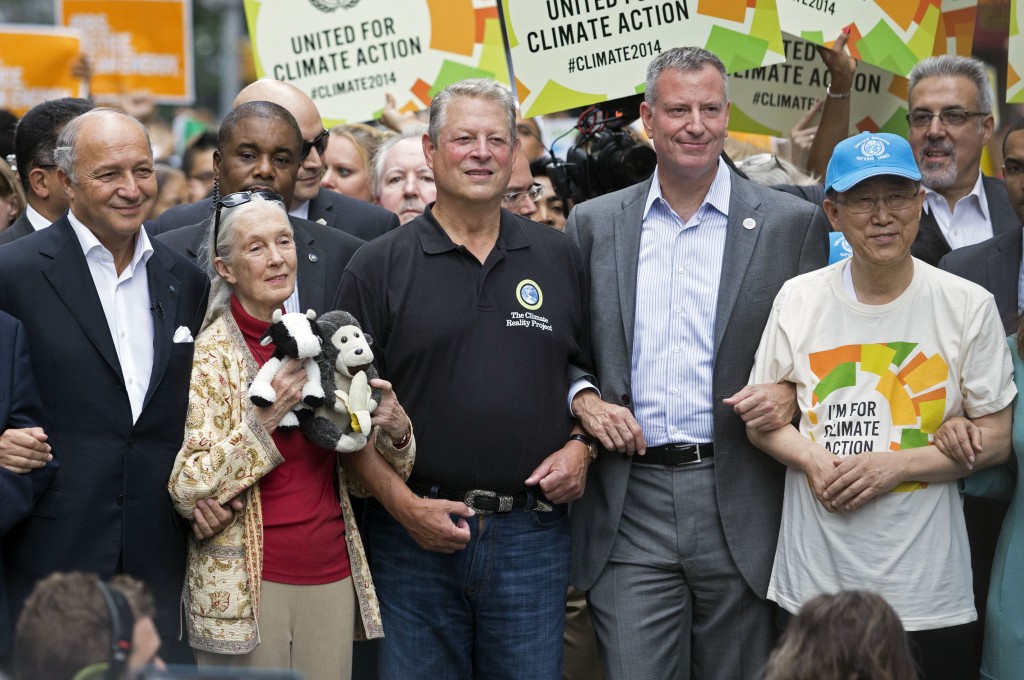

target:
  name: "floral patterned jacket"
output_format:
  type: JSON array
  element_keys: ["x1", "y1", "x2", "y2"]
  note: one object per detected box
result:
[{"x1": 168, "y1": 312, "x2": 414, "y2": 654}]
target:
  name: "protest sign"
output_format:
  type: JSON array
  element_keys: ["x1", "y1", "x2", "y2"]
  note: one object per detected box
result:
[
  {"x1": 0, "y1": 26, "x2": 83, "y2": 117},
  {"x1": 243, "y1": 0, "x2": 508, "y2": 125},
  {"x1": 503, "y1": 0, "x2": 787, "y2": 118},
  {"x1": 776, "y1": 0, "x2": 977, "y2": 77},
  {"x1": 1010, "y1": 0, "x2": 1023, "y2": 103},
  {"x1": 730, "y1": 34, "x2": 909, "y2": 138},
  {"x1": 57, "y1": 0, "x2": 193, "y2": 104}
]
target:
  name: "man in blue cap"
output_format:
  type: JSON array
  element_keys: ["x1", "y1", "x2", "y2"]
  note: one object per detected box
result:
[{"x1": 745, "y1": 132, "x2": 1015, "y2": 680}]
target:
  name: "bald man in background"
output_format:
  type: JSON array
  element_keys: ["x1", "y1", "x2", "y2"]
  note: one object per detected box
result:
[{"x1": 150, "y1": 79, "x2": 398, "y2": 241}]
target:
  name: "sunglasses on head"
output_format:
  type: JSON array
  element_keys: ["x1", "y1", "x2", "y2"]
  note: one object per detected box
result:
[
  {"x1": 213, "y1": 190, "x2": 285, "y2": 251},
  {"x1": 301, "y1": 128, "x2": 330, "y2": 160}
]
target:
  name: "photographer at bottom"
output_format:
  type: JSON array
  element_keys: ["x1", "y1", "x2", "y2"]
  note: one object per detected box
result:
[
  {"x1": 748, "y1": 132, "x2": 1014, "y2": 680},
  {"x1": 13, "y1": 572, "x2": 163, "y2": 680}
]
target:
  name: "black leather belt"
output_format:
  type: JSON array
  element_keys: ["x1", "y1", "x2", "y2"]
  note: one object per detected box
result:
[
  {"x1": 407, "y1": 480, "x2": 553, "y2": 514},
  {"x1": 631, "y1": 443, "x2": 714, "y2": 466}
]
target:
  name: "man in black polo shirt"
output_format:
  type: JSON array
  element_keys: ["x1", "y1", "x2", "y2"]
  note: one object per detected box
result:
[{"x1": 338, "y1": 78, "x2": 593, "y2": 680}]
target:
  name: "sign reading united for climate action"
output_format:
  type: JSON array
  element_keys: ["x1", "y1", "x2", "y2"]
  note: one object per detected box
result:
[
  {"x1": 56, "y1": 0, "x2": 193, "y2": 104},
  {"x1": 243, "y1": 0, "x2": 509, "y2": 125},
  {"x1": 503, "y1": 0, "x2": 787, "y2": 118},
  {"x1": 730, "y1": 33, "x2": 909, "y2": 138},
  {"x1": 0, "y1": 26, "x2": 83, "y2": 117}
]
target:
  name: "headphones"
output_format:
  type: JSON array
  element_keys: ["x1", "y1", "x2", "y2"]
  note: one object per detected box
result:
[{"x1": 96, "y1": 581, "x2": 135, "y2": 680}]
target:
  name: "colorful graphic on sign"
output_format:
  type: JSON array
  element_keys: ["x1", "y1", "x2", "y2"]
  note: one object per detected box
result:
[
  {"x1": 504, "y1": 0, "x2": 787, "y2": 118},
  {"x1": 244, "y1": 0, "x2": 508, "y2": 125}
]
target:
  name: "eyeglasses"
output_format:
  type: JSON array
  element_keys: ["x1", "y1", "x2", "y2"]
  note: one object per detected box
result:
[
  {"x1": 213, "y1": 190, "x2": 285, "y2": 252},
  {"x1": 503, "y1": 182, "x2": 544, "y2": 206},
  {"x1": 301, "y1": 128, "x2": 330, "y2": 160},
  {"x1": 833, "y1": 191, "x2": 918, "y2": 214},
  {"x1": 906, "y1": 109, "x2": 988, "y2": 128}
]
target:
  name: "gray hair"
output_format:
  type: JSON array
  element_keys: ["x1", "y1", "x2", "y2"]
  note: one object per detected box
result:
[
  {"x1": 427, "y1": 78, "x2": 517, "y2": 147},
  {"x1": 53, "y1": 108, "x2": 151, "y2": 184},
  {"x1": 908, "y1": 55, "x2": 994, "y2": 114},
  {"x1": 372, "y1": 124, "x2": 427, "y2": 199},
  {"x1": 644, "y1": 46, "x2": 728, "y2": 107},
  {"x1": 201, "y1": 193, "x2": 290, "y2": 331}
]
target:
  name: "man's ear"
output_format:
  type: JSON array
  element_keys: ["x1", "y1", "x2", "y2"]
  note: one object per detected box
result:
[
  {"x1": 56, "y1": 168, "x2": 74, "y2": 201},
  {"x1": 27, "y1": 167, "x2": 52, "y2": 200}
]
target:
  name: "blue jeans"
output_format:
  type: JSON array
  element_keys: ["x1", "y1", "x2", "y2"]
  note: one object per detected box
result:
[{"x1": 365, "y1": 497, "x2": 571, "y2": 680}]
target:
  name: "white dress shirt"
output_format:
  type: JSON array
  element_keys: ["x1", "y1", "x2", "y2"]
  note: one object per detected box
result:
[
  {"x1": 922, "y1": 173, "x2": 992, "y2": 250},
  {"x1": 68, "y1": 211, "x2": 155, "y2": 423},
  {"x1": 26, "y1": 204, "x2": 52, "y2": 231}
]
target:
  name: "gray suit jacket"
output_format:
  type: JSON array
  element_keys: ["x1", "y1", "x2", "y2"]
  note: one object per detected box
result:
[
  {"x1": 566, "y1": 171, "x2": 829, "y2": 597},
  {"x1": 0, "y1": 212, "x2": 36, "y2": 246},
  {"x1": 939, "y1": 224, "x2": 1022, "y2": 333},
  {"x1": 911, "y1": 176, "x2": 1017, "y2": 266}
]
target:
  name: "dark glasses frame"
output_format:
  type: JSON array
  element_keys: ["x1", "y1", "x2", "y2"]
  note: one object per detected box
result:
[
  {"x1": 213, "y1": 190, "x2": 285, "y2": 253},
  {"x1": 301, "y1": 128, "x2": 330, "y2": 160}
]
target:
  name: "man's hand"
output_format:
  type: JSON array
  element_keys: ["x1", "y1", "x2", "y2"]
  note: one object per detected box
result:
[
  {"x1": 797, "y1": 442, "x2": 843, "y2": 513},
  {"x1": 724, "y1": 383, "x2": 797, "y2": 432},
  {"x1": 572, "y1": 389, "x2": 645, "y2": 455},
  {"x1": 0, "y1": 427, "x2": 52, "y2": 474},
  {"x1": 191, "y1": 496, "x2": 244, "y2": 540},
  {"x1": 816, "y1": 28, "x2": 857, "y2": 92},
  {"x1": 369, "y1": 378, "x2": 412, "y2": 441},
  {"x1": 933, "y1": 416, "x2": 982, "y2": 470},
  {"x1": 787, "y1": 99, "x2": 822, "y2": 168},
  {"x1": 822, "y1": 452, "x2": 905, "y2": 511},
  {"x1": 393, "y1": 496, "x2": 473, "y2": 553},
  {"x1": 525, "y1": 440, "x2": 590, "y2": 504}
]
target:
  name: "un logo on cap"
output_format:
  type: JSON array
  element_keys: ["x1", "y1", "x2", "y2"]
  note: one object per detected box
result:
[{"x1": 860, "y1": 138, "x2": 886, "y2": 158}]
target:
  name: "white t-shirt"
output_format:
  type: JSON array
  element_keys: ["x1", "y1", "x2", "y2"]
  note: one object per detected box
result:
[{"x1": 750, "y1": 258, "x2": 1015, "y2": 631}]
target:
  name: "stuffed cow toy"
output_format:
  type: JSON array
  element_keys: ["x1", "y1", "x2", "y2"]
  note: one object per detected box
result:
[{"x1": 248, "y1": 309, "x2": 325, "y2": 429}]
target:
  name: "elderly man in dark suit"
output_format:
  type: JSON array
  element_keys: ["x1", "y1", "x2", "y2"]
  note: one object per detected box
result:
[
  {"x1": 0, "y1": 108, "x2": 209, "y2": 663},
  {"x1": 0, "y1": 311, "x2": 56, "y2": 656},
  {"x1": 566, "y1": 47, "x2": 829, "y2": 679},
  {"x1": 150, "y1": 80, "x2": 398, "y2": 241},
  {"x1": 0, "y1": 98, "x2": 93, "y2": 245},
  {"x1": 155, "y1": 101, "x2": 362, "y2": 315}
]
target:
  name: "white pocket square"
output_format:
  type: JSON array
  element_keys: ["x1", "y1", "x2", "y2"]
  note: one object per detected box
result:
[{"x1": 173, "y1": 326, "x2": 194, "y2": 343}]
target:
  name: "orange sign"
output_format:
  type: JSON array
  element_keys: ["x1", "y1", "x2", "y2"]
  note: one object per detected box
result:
[
  {"x1": 57, "y1": 0, "x2": 193, "y2": 104},
  {"x1": 0, "y1": 26, "x2": 83, "y2": 118}
]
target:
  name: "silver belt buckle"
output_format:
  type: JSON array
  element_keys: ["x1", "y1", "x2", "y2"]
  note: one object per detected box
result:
[
  {"x1": 668, "y1": 443, "x2": 702, "y2": 466},
  {"x1": 463, "y1": 489, "x2": 513, "y2": 514}
]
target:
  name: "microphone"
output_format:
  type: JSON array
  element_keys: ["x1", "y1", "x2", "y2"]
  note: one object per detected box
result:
[{"x1": 150, "y1": 302, "x2": 165, "y2": 319}]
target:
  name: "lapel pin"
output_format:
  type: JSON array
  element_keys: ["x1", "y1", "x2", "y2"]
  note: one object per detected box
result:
[
  {"x1": 742, "y1": 218, "x2": 756, "y2": 230},
  {"x1": 308, "y1": 253, "x2": 319, "y2": 263},
  {"x1": 169, "y1": 285, "x2": 176, "y2": 292},
  {"x1": 317, "y1": 218, "x2": 327, "y2": 225}
]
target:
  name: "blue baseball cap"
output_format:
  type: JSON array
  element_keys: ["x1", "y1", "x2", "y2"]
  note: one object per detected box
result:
[{"x1": 824, "y1": 132, "x2": 921, "y2": 193}]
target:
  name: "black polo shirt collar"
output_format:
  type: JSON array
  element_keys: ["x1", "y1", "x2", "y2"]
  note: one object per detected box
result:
[{"x1": 415, "y1": 202, "x2": 533, "y2": 256}]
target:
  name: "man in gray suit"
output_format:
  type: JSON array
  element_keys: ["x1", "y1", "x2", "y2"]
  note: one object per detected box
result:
[
  {"x1": 939, "y1": 117, "x2": 1024, "y2": 332},
  {"x1": 566, "y1": 47, "x2": 828, "y2": 679},
  {"x1": 0, "y1": 98, "x2": 93, "y2": 245}
]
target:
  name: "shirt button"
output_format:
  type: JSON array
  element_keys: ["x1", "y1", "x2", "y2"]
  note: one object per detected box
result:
[
  {"x1": 128, "y1": 377, "x2": 134, "y2": 385},
  {"x1": 673, "y1": 346, "x2": 681, "y2": 353},
  {"x1": 120, "y1": 331, "x2": 126, "y2": 338},
  {"x1": 670, "y1": 388, "x2": 679, "y2": 395},
  {"x1": 677, "y1": 267, "x2": 684, "y2": 274},
  {"x1": 674, "y1": 307, "x2": 683, "y2": 315}
]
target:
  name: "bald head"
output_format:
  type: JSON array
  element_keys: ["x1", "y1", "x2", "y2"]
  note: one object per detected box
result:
[{"x1": 234, "y1": 80, "x2": 326, "y2": 205}]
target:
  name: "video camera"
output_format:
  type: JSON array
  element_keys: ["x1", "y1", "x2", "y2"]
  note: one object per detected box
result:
[{"x1": 543, "y1": 94, "x2": 657, "y2": 203}]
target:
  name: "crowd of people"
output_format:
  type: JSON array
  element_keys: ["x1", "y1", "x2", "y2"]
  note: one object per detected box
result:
[{"x1": 0, "y1": 32, "x2": 1023, "y2": 680}]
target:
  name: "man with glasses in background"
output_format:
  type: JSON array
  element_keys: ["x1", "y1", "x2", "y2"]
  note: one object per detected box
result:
[
  {"x1": 151, "y1": 80, "x2": 398, "y2": 241},
  {"x1": 903, "y1": 55, "x2": 1017, "y2": 266},
  {"x1": 501, "y1": 151, "x2": 542, "y2": 218}
]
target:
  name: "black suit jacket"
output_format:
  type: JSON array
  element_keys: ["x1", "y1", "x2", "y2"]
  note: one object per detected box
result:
[
  {"x1": 911, "y1": 176, "x2": 1018, "y2": 265},
  {"x1": 0, "y1": 212, "x2": 36, "y2": 246},
  {"x1": 154, "y1": 215, "x2": 363, "y2": 314},
  {"x1": 939, "y1": 225, "x2": 1023, "y2": 333},
  {"x1": 0, "y1": 217, "x2": 209, "y2": 651},
  {"x1": 0, "y1": 311, "x2": 57, "y2": 654},
  {"x1": 149, "y1": 189, "x2": 399, "y2": 241}
]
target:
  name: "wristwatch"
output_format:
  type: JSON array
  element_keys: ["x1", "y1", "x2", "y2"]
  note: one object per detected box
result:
[{"x1": 568, "y1": 433, "x2": 598, "y2": 461}]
